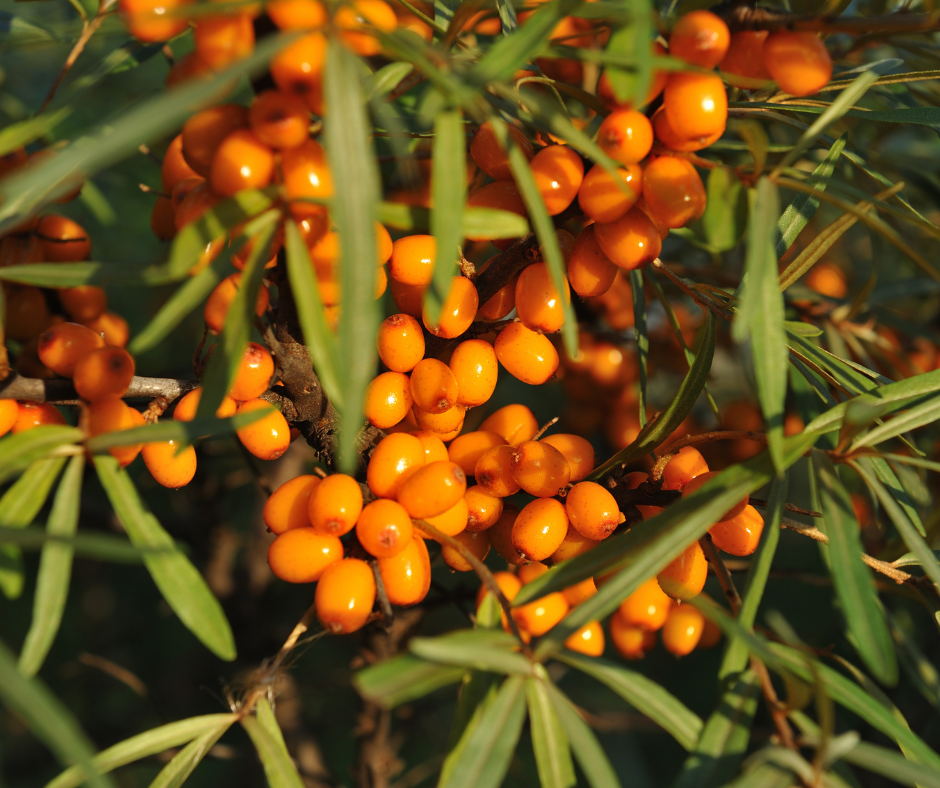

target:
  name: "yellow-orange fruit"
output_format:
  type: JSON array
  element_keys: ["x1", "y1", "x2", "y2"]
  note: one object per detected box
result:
[
  {"x1": 0, "y1": 400, "x2": 18, "y2": 438},
  {"x1": 367, "y1": 432, "x2": 425, "y2": 499},
  {"x1": 263, "y1": 475, "x2": 321, "y2": 534},
  {"x1": 356, "y1": 499, "x2": 414, "y2": 558},
  {"x1": 419, "y1": 496, "x2": 469, "y2": 538},
  {"x1": 510, "y1": 440, "x2": 570, "y2": 497},
  {"x1": 657, "y1": 541, "x2": 708, "y2": 601},
  {"x1": 474, "y1": 444, "x2": 522, "y2": 498},
  {"x1": 37, "y1": 323, "x2": 105, "y2": 378},
  {"x1": 710, "y1": 504, "x2": 764, "y2": 556},
  {"x1": 662, "y1": 604, "x2": 705, "y2": 656},
  {"x1": 494, "y1": 322, "x2": 559, "y2": 385},
  {"x1": 470, "y1": 121, "x2": 534, "y2": 181},
  {"x1": 410, "y1": 358, "x2": 458, "y2": 414},
  {"x1": 11, "y1": 402, "x2": 67, "y2": 433},
  {"x1": 577, "y1": 163, "x2": 642, "y2": 225},
  {"x1": 763, "y1": 31, "x2": 832, "y2": 98},
  {"x1": 475, "y1": 570, "x2": 523, "y2": 610},
  {"x1": 413, "y1": 430, "x2": 449, "y2": 464},
  {"x1": 268, "y1": 527, "x2": 343, "y2": 583},
  {"x1": 618, "y1": 577, "x2": 672, "y2": 631},
  {"x1": 181, "y1": 104, "x2": 249, "y2": 178},
  {"x1": 662, "y1": 72, "x2": 727, "y2": 142},
  {"x1": 597, "y1": 108, "x2": 654, "y2": 166},
  {"x1": 73, "y1": 347, "x2": 135, "y2": 402},
  {"x1": 661, "y1": 446, "x2": 709, "y2": 491},
  {"x1": 541, "y1": 433, "x2": 594, "y2": 482},
  {"x1": 464, "y1": 485, "x2": 503, "y2": 532},
  {"x1": 562, "y1": 576, "x2": 596, "y2": 606},
  {"x1": 413, "y1": 402, "x2": 466, "y2": 436},
  {"x1": 315, "y1": 558, "x2": 376, "y2": 633},
  {"x1": 698, "y1": 617, "x2": 722, "y2": 649},
  {"x1": 642, "y1": 156, "x2": 707, "y2": 230},
  {"x1": 268, "y1": 0, "x2": 327, "y2": 31},
  {"x1": 518, "y1": 562, "x2": 548, "y2": 585},
  {"x1": 378, "y1": 535, "x2": 431, "y2": 606},
  {"x1": 448, "y1": 430, "x2": 506, "y2": 477},
  {"x1": 669, "y1": 10, "x2": 730, "y2": 69},
  {"x1": 449, "y1": 340, "x2": 498, "y2": 407},
  {"x1": 248, "y1": 89, "x2": 311, "y2": 150},
  {"x1": 565, "y1": 621, "x2": 605, "y2": 656},
  {"x1": 86, "y1": 399, "x2": 144, "y2": 467},
  {"x1": 59, "y1": 286, "x2": 107, "y2": 323},
  {"x1": 441, "y1": 529, "x2": 490, "y2": 572},
  {"x1": 530, "y1": 144, "x2": 584, "y2": 215},
  {"x1": 376, "y1": 313, "x2": 425, "y2": 372},
  {"x1": 389, "y1": 278, "x2": 427, "y2": 319},
  {"x1": 119, "y1": 0, "x2": 190, "y2": 44},
  {"x1": 389, "y1": 234, "x2": 435, "y2": 286},
  {"x1": 719, "y1": 31, "x2": 772, "y2": 88},
  {"x1": 397, "y1": 461, "x2": 467, "y2": 519},
  {"x1": 565, "y1": 481, "x2": 619, "y2": 541},
  {"x1": 479, "y1": 404, "x2": 538, "y2": 446},
  {"x1": 423, "y1": 276, "x2": 479, "y2": 339},
  {"x1": 610, "y1": 611, "x2": 657, "y2": 659},
  {"x1": 308, "y1": 473, "x2": 362, "y2": 536},
  {"x1": 511, "y1": 498, "x2": 569, "y2": 562},
  {"x1": 234, "y1": 398, "x2": 290, "y2": 460},
  {"x1": 173, "y1": 388, "x2": 238, "y2": 421},
  {"x1": 229, "y1": 342, "x2": 274, "y2": 401},
  {"x1": 567, "y1": 225, "x2": 618, "y2": 298},
  {"x1": 594, "y1": 208, "x2": 662, "y2": 271},
  {"x1": 682, "y1": 471, "x2": 747, "y2": 521},
  {"x1": 281, "y1": 138, "x2": 333, "y2": 214},
  {"x1": 204, "y1": 273, "x2": 270, "y2": 334},
  {"x1": 551, "y1": 528, "x2": 599, "y2": 563},
  {"x1": 513, "y1": 591, "x2": 569, "y2": 637},
  {"x1": 334, "y1": 0, "x2": 396, "y2": 56},
  {"x1": 364, "y1": 371, "x2": 414, "y2": 430},
  {"x1": 141, "y1": 439, "x2": 198, "y2": 489},
  {"x1": 488, "y1": 505, "x2": 524, "y2": 564},
  {"x1": 515, "y1": 263, "x2": 570, "y2": 334}
]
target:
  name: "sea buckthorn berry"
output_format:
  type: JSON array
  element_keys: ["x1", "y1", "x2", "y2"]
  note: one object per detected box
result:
[
  {"x1": 597, "y1": 109, "x2": 654, "y2": 166},
  {"x1": 315, "y1": 558, "x2": 376, "y2": 634},
  {"x1": 268, "y1": 0, "x2": 327, "y2": 29},
  {"x1": 73, "y1": 346, "x2": 135, "y2": 402},
  {"x1": 805, "y1": 262, "x2": 848, "y2": 298},
  {"x1": 624, "y1": 471, "x2": 660, "y2": 520},
  {"x1": 511, "y1": 441, "x2": 570, "y2": 497},
  {"x1": 470, "y1": 121, "x2": 534, "y2": 181},
  {"x1": 610, "y1": 611, "x2": 657, "y2": 660},
  {"x1": 389, "y1": 279, "x2": 427, "y2": 319},
  {"x1": 517, "y1": 560, "x2": 548, "y2": 584},
  {"x1": 618, "y1": 577, "x2": 672, "y2": 631},
  {"x1": 662, "y1": 605, "x2": 705, "y2": 657},
  {"x1": 669, "y1": 10, "x2": 730, "y2": 69},
  {"x1": 663, "y1": 73, "x2": 728, "y2": 142},
  {"x1": 541, "y1": 433, "x2": 594, "y2": 482},
  {"x1": 651, "y1": 107, "x2": 725, "y2": 153},
  {"x1": 0, "y1": 400, "x2": 17, "y2": 438},
  {"x1": 268, "y1": 527, "x2": 343, "y2": 583},
  {"x1": 597, "y1": 41, "x2": 668, "y2": 109},
  {"x1": 161, "y1": 135, "x2": 199, "y2": 193},
  {"x1": 375, "y1": 223, "x2": 393, "y2": 265},
  {"x1": 397, "y1": 460, "x2": 467, "y2": 519},
  {"x1": 181, "y1": 104, "x2": 249, "y2": 177},
  {"x1": 235, "y1": 398, "x2": 291, "y2": 460},
  {"x1": 423, "y1": 276, "x2": 479, "y2": 339},
  {"x1": 565, "y1": 481, "x2": 619, "y2": 541},
  {"x1": 36, "y1": 214, "x2": 91, "y2": 262},
  {"x1": 204, "y1": 273, "x2": 270, "y2": 334},
  {"x1": 563, "y1": 577, "x2": 597, "y2": 606},
  {"x1": 474, "y1": 444, "x2": 522, "y2": 498},
  {"x1": 378, "y1": 535, "x2": 431, "y2": 606},
  {"x1": 719, "y1": 31, "x2": 772, "y2": 88},
  {"x1": 464, "y1": 485, "x2": 503, "y2": 532},
  {"x1": 552, "y1": 527, "x2": 599, "y2": 563},
  {"x1": 232, "y1": 229, "x2": 281, "y2": 271},
  {"x1": 565, "y1": 621, "x2": 605, "y2": 656},
  {"x1": 334, "y1": 0, "x2": 397, "y2": 56},
  {"x1": 763, "y1": 31, "x2": 832, "y2": 97},
  {"x1": 577, "y1": 163, "x2": 642, "y2": 224},
  {"x1": 512, "y1": 498, "x2": 569, "y2": 562},
  {"x1": 308, "y1": 473, "x2": 363, "y2": 536},
  {"x1": 377, "y1": 314, "x2": 425, "y2": 373},
  {"x1": 270, "y1": 32, "x2": 327, "y2": 112},
  {"x1": 480, "y1": 404, "x2": 539, "y2": 446},
  {"x1": 389, "y1": 234, "x2": 435, "y2": 286},
  {"x1": 413, "y1": 430, "x2": 449, "y2": 464},
  {"x1": 657, "y1": 541, "x2": 708, "y2": 601},
  {"x1": 356, "y1": 499, "x2": 414, "y2": 558},
  {"x1": 486, "y1": 504, "x2": 522, "y2": 564},
  {"x1": 642, "y1": 156, "x2": 707, "y2": 229},
  {"x1": 193, "y1": 13, "x2": 255, "y2": 70},
  {"x1": 263, "y1": 475, "x2": 321, "y2": 534},
  {"x1": 164, "y1": 51, "x2": 211, "y2": 86},
  {"x1": 594, "y1": 208, "x2": 662, "y2": 271},
  {"x1": 12, "y1": 402, "x2": 67, "y2": 433},
  {"x1": 229, "y1": 342, "x2": 274, "y2": 401},
  {"x1": 119, "y1": 0, "x2": 191, "y2": 42},
  {"x1": 698, "y1": 617, "x2": 722, "y2": 649},
  {"x1": 449, "y1": 340, "x2": 498, "y2": 407},
  {"x1": 441, "y1": 529, "x2": 490, "y2": 572},
  {"x1": 494, "y1": 322, "x2": 560, "y2": 386},
  {"x1": 280, "y1": 138, "x2": 333, "y2": 217},
  {"x1": 448, "y1": 430, "x2": 506, "y2": 476},
  {"x1": 37, "y1": 322, "x2": 105, "y2": 377},
  {"x1": 661, "y1": 446, "x2": 709, "y2": 491},
  {"x1": 515, "y1": 263, "x2": 570, "y2": 334},
  {"x1": 682, "y1": 471, "x2": 748, "y2": 521},
  {"x1": 513, "y1": 591, "x2": 569, "y2": 637},
  {"x1": 710, "y1": 504, "x2": 764, "y2": 556},
  {"x1": 364, "y1": 371, "x2": 414, "y2": 430},
  {"x1": 419, "y1": 496, "x2": 469, "y2": 538},
  {"x1": 530, "y1": 145, "x2": 584, "y2": 215},
  {"x1": 59, "y1": 286, "x2": 107, "y2": 323},
  {"x1": 477, "y1": 268, "x2": 518, "y2": 320},
  {"x1": 209, "y1": 129, "x2": 275, "y2": 197},
  {"x1": 410, "y1": 358, "x2": 458, "y2": 414},
  {"x1": 413, "y1": 402, "x2": 465, "y2": 436},
  {"x1": 367, "y1": 433, "x2": 425, "y2": 499},
  {"x1": 465, "y1": 181, "x2": 528, "y2": 248},
  {"x1": 476, "y1": 571, "x2": 523, "y2": 610},
  {"x1": 86, "y1": 399, "x2": 144, "y2": 467},
  {"x1": 141, "y1": 439, "x2": 198, "y2": 488},
  {"x1": 173, "y1": 387, "x2": 238, "y2": 421},
  {"x1": 151, "y1": 196, "x2": 177, "y2": 240}
]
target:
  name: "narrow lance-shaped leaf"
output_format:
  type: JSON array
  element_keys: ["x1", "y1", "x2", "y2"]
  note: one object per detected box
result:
[
  {"x1": 630, "y1": 270, "x2": 649, "y2": 428},
  {"x1": 526, "y1": 675, "x2": 576, "y2": 788},
  {"x1": 241, "y1": 698, "x2": 305, "y2": 788},
  {"x1": 324, "y1": 41, "x2": 380, "y2": 472},
  {"x1": 0, "y1": 426, "x2": 81, "y2": 485},
  {"x1": 603, "y1": 0, "x2": 652, "y2": 105},
  {"x1": 146, "y1": 723, "x2": 233, "y2": 788},
  {"x1": 353, "y1": 653, "x2": 465, "y2": 709},
  {"x1": 0, "y1": 261, "x2": 177, "y2": 289},
  {"x1": 0, "y1": 528, "x2": 178, "y2": 563},
  {"x1": 409, "y1": 629, "x2": 534, "y2": 675}
]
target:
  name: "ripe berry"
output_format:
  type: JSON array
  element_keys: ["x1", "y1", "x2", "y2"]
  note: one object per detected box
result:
[
  {"x1": 610, "y1": 611, "x2": 657, "y2": 659},
  {"x1": 515, "y1": 263, "x2": 570, "y2": 334},
  {"x1": 530, "y1": 145, "x2": 584, "y2": 215},
  {"x1": 511, "y1": 498, "x2": 569, "y2": 561},
  {"x1": 0, "y1": 400, "x2": 17, "y2": 438},
  {"x1": 270, "y1": 33, "x2": 327, "y2": 113},
  {"x1": 193, "y1": 13, "x2": 255, "y2": 71},
  {"x1": 141, "y1": 439, "x2": 198, "y2": 488},
  {"x1": 551, "y1": 527, "x2": 599, "y2": 563},
  {"x1": 566, "y1": 226, "x2": 618, "y2": 299},
  {"x1": 364, "y1": 372, "x2": 414, "y2": 430},
  {"x1": 651, "y1": 106, "x2": 723, "y2": 152},
  {"x1": 378, "y1": 535, "x2": 431, "y2": 606},
  {"x1": 642, "y1": 156, "x2": 707, "y2": 229},
  {"x1": 119, "y1": 0, "x2": 190, "y2": 42},
  {"x1": 37, "y1": 322, "x2": 105, "y2": 377},
  {"x1": 464, "y1": 485, "x2": 503, "y2": 532},
  {"x1": 596, "y1": 42, "x2": 668, "y2": 109},
  {"x1": 410, "y1": 358, "x2": 458, "y2": 414},
  {"x1": 577, "y1": 163, "x2": 642, "y2": 224},
  {"x1": 486, "y1": 504, "x2": 522, "y2": 564},
  {"x1": 412, "y1": 402, "x2": 465, "y2": 436},
  {"x1": 413, "y1": 430, "x2": 449, "y2": 463},
  {"x1": 719, "y1": 31, "x2": 772, "y2": 88},
  {"x1": 562, "y1": 576, "x2": 596, "y2": 606},
  {"x1": 161, "y1": 135, "x2": 199, "y2": 193},
  {"x1": 268, "y1": 527, "x2": 343, "y2": 583},
  {"x1": 662, "y1": 604, "x2": 705, "y2": 656},
  {"x1": 389, "y1": 234, "x2": 435, "y2": 286},
  {"x1": 541, "y1": 433, "x2": 594, "y2": 481},
  {"x1": 465, "y1": 182, "x2": 528, "y2": 248},
  {"x1": 376, "y1": 313, "x2": 425, "y2": 372},
  {"x1": 263, "y1": 475, "x2": 321, "y2": 534},
  {"x1": 334, "y1": 0, "x2": 397, "y2": 56},
  {"x1": 248, "y1": 90, "x2": 310, "y2": 149},
  {"x1": 234, "y1": 398, "x2": 290, "y2": 460},
  {"x1": 476, "y1": 570, "x2": 522, "y2": 610},
  {"x1": 511, "y1": 440, "x2": 570, "y2": 497},
  {"x1": 397, "y1": 460, "x2": 467, "y2": 519},
  {"x1": 657, "y1": 541, "x2": 707, "y2": 601},
  {"x1": 477, "y1": 266, "x2": 518, "y2": 320},
  {"x1": 593, "y1": 207, "x2": 662, "y2": 271},
  {"x1": 367, "y1": 432, "x2": 425, "y2": 498},
  {"x1": 86, "y1": 399, "x2": 144, "y2": 467},
  {"x1": 36, "y1": 214, "x2": 91, "y2": 262},
  {"x1": 356, "y1": 499, "x2": 414, "y2": 558},
  {"x1": 229, "y1": 342, "x2": 274, "y2": 401},
  {"x1": 315, "y1": 557, "x2": 376, "y2": 633},
  {"x1": 763, "y1": 32, "x2": 832, "y2": 97},
  {"x1": 280, "y1": 138, "x2": 333, "y2": 217},
  {"x1": 494, "y1": 322, "x2": 560, "y2": 385},
  {"x1": 441, "y1": 529, "x2": 490, "y2": 572},
  {"x1": 267, "y1": 0, "x2": 327, "y2": 29},
  {"x1": 12, "y1": 402, "x2": 66, "y2": 433},
  {"x1": 682, "y1": 471, "x2": 747, "y2": 520},
  {"x1": 597, "y1": 109, "x2": 654, "y2": 166},
  {"x1": 618, "y1": 577, "x2": 672, "y2": 631},
  {"x1": 513, "y1": 590, "x2": 569, "y2": 637},
  {"x1": 420, "y1": 496, "x2": 469, "y2": 537},
  {"x1": 710, "y1": 504, "x2": 764, "y2": 556},
  {"x1": 662, "y1": 73, "x2": 728, "y2": 142},
  {"x1": 470, "y1": 121, "x2": 534, "y2": 181},
  {"x1": 173, "y1": 387, "x2": 238, "y2": 421},
  {"x1": 661, "y1": 446, "x2": 709, "y2": 490},
  {"x1": 699, "y1": 617, "x2": 722, "y2": 649},
  {"x1": 565, "y1": 481, "x2": 619, "y2": 541},
  {"x1": 389, "y1": 279, "x2": 427, "y2": 318},
  {"x1": 60, "y1": 286, "x2": 107, "y2": 323},
  {"x1": 449, "y1": 340, "x2": 498, "y2": 407},
  {"x1": 422, "y1": 276, "x2": 479, "y2": 339},
  {"x1": 210, "y1": 129, "x2": 275, "y2": 197},
  {"x1": 181, "y1": 104, "x2": 249, "y2": 177},
  {"x1": 669, "y1": 10, "x2": 730, "y2": 69},
  {"x1": 204, "y1": 273, "x2": 270, "y2": 334},
  {"x1": 565, "y1": 621, "x2": 605, "y2": 656},
  {"x1": 474, "y1": 444, "x2": 522, "y2": 498},
  {"x1": 479, "y1": 404, "x2": 538, "y2": 446},
  {"x1": 73, "y1": 346, "x2": 135, "y2": 402},
  {"x1": 309, "y1": 473, "x2": 363, "y2": 536}
]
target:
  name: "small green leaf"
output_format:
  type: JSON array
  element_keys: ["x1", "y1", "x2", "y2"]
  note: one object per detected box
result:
[
  {"x1": 462, "y1": 207, "x2": 530, "y2": 239},
  {"x1": 0, "y1": 527, "x2": 175, "y2": 563},
  {"x1": 0, "y1": 261, "x2": 177, "y2": 288},
  {"x1": 147, "y1": 723, "x2": 232, "y2": 788},
  {"x1": 698, "y1": 168, "x2": 748, "y2": 253},
  {"x1": 0, "y1": 11, "x2": 58, "y2": 43},
  {"x1": 526, "y1": 677, "x2": 575, "y2": 788},
  {"x1": 366, "y1": 61, "x2": 414, "y2": 99},
  {"x1": 801, "y1": 730, "x2": 940, "y2": 788},
  {"x1": 603, "y1": 0, "x2": 652, "y2": 105},
  {"x1": 630, "y1": 270, "x2": 649, "y2": 427},
  {"x1": 849, "y1": 394, "x2": 940, "y2": 450},
  {"x1": 0, "y1": 427, "x2": 81, "y2": 485},
  {"x1": 787, "y1": 329, "x2": 885, "y2": 396},
  {"x1": 409, "y1": 630, "x2": 533, "y2": 675},
  {"x1": 0, "y1": 107, "x2": 70, "y2": 157},
  {"x1": 353, "y1": 654, "x2": 465, "y2": 708},
  {"x1": 242, "y1": 698, "x2": 304, "y2": 788},
  {"x1": 730, "y1": 101, "x2": 940, "y2": 127},
  {"x1": 85, "y1": 409, "x2": 266, "y2": 452}
]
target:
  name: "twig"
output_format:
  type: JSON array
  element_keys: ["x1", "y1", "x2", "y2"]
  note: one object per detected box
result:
[
  {"x1": 0, "y1": 374, "x2": 199, "y2": 403},
  {"x1": 371, "y1": 560, "x2": 395, "y2": 629},
  {"x1": 652, "y1": 259, "x2": 734, "y2": 318},
  {"x1": 667, "y1": 430, "x2": 770, "y2": 453},
  {"x1": 699, "y1": 534, "x2": 742, "y2": 613},
  {"x1": 750, "y1": 656, "x2": 797, "y2": 749},
  {"x1": 750, "y1": 498, "x2": 822, "y2": 519}
]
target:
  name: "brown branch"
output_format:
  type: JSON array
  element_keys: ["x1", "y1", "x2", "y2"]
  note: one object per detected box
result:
[
  {"x1": 750, "y1": 656, "x2": 797, "y2": 749},
  {"x1": 666, "y1": 430, "x2": 770, "y2": 453},
  {"x1": 699, "y1": 534, "x2": 742, "y2": 613},
  {"x1": 652, "y1": 259, "x2": 734, "y2": 318},
  {"x1": 0, "y1": 373, "x2": 199, "y2": 403},
  {"x1": 749, "y1": 498, "x2": 822, "y2": 519}
]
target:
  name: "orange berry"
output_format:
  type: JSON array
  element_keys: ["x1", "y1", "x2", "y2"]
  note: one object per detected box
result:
[
  {"x1": 512, "y1": 498, "x2": 569, "y2": 562},
  {"x1": 268, "y1": 527, "x2": 342, "y2": 582},
  {"x1": 12, "y1": 402, "x2": 66, "y2": 433},
  {"x1": 763, "y1": 32, "x2": 832, "y2": 97},
  {"x1": 464, "y1": 485, "x2": 503, "y2": 532},
  {"x1": 682, "y1": 471, "x2": 747, "y2": 520},
  {"x1": 662, "y1": 72, "x2": 727, "y2": 142},
  {"x1": 181, "y1": 104, "x2": 249, "y2": 178},
  {"x1": 378, "y1": 534, "x2": 431, "y2": 606},
  {"x1": 698, "y1": 617, "x2": 722, "y2": 649},
  {"x1": 59, "y1": 286, "x2": 107, "y2": 323},
  {"x1": 597, "y1": 42, "x2": 668, "y2": 109},
  {"x1": 597, "y1": 109, "x2": 654, "y2": 167},
  {"x1": 209, "y1": 129, "x2": 274, "y2": 197},
  {"x1": 719, "y1": 31, "x2": 772, "y2": 88},
  {"x1": 515, "y1": 263, "x2": 570, "y2": 334},
  {"x1": 193, "y1": 13, "x2": 255, "y2": 70},
  {"x1": 441, "y1": 529, "x2": 490, "y2": 572},
  {"x1": 0, "y1": 400, "x2": 17, "y2": 438},
  {"x1": 710, "y1": 504, "x2": 764, "y2": 556},
  {"x1": 119, "y1": 0, "x2": 191, "y2": 42},
  {"x1": 409, "y1": 358, "x2": 458, "y2": 414},
  {"x1": 35, "y1": 214, "x2": 91, "y2": 262},
  {"x1": 488, "y1": 504, "x2": 524, "y2": 564},
  {"x1": 422, "y1": 276, "x2": 479, "y2": 339},
  {"x1": 610, "y1": 611, "x2": 657, "y2": 659},
  {"x1": 470, "y1": 121, "x2": 533, "y2": 181},
  {"x1": 651, "y1": 106, "x2": 724, "y2": 153},
  {"x1": 477, "y1": 269, "x2": 518, "y2": 321},
  {"x1": 449, "y1": 339, "x2": 498, "y2": 407},
  {"x1": 657, "y1": 541, "x2": 708, "y2": 601},
  {"x1": 150, "y1": 196, "x2": 177, "y2": 240},
  {"x1": 618, "y1": 577, "x2": 672, "y2": 631},
  {"x1": 511, "y1": 440, "x2": 570, "y2": 497},
  {"x1": 474, "y1": 444, "x2": 522, "y2": 498},
  {"x1": 419, "y1": 496, "x2": 469, "y2": 538},
  {"x1": 161, "y1": 134, "x2": 199, "y2": 193},
  {"x1": 513, "y1": 590, "x2": 569, "y2": 637},
  {"x1": 86, "y1": 399, "x2": 144, "y2": 467},
  {"x1": 228, "y1": 342, "x2": 274, "y2": 401},
  {"x1": 412, "y1": 402, "x2": 466, "y2": 436},
  {"x1": 479, "y1": 404, "x2": 539, "y2": 446},
  {"x1": 356, "y1": 499, "x2": 414, "y2": 558},
  {"x1": 566, "y1": 226, "x2": 618, "y2": 298},
  {"x1": 141, "y1": 439, "x2": 198, "y2": 488},
  {"x1": 551, "y1": 527, "x2": 599, "y2": 563},
  {"x1": 389, "y1": 278, "x2": 427, "y2": 319},
  {"x1": 334, "y1": 0, "x2": 397, "y2": 56},
  {"x1": 565, "y1": 621, "x2": 605, "y2": 656},
  {"x1": 248, "y1": 90, "x2": 310, "y2": 149},
  {"x1": 280, "y1": 138, "x2": 332, "y2": 218},
  {"x1": 413, "y1": 430, "x2": 449, "y2": 463},
  {"x1": 517, "y1": 561, "x2": 549, "y2": 585},
  {"x1": 397, "y1": 460, "x2": 467, "y2": 519},
  {"x1": 267, "y1": 0, "x2": 327, "y2": 29},
  {"x1": 475, "y1": 570, "x2": 523, "y2": 609},
  {"x1": 805, "y1": 262, "x2": 848, "y2": 299},
  {"x1": 448, "y1": 430, "x2": 506, "y2": 476},
  {"x1": 308, "y1": 473, "x2": 363, "y2": 536},
  {"x1": 363, "y1": 371, "x2": 413, "y2": 430},
  {"x1": 389, "y1": 234, "x2": 435, "y2": 286},
  {"x1": 73, "y1": 346, "x2": 135, "y2": 402},
  {"x1": 669, "y1": 10, "x2": 730, "y2": 69},
  {"x1": 315, "y1": 557, "x2": 376, "y2": 633},
  {"x1": 204, "y1": 273, "x2": 270, "y2": 334},
  {"x1": 562, "y1": 576, "x2": 596, "y2": 606},
  {"x1": 565, "y1": 481, "x2": 619, "y2": 541},
  {"x1": 530, "y1": 145, "x2": 584, "y2": 215},
  {"x1": 367, "y1": 432, "x2": 425, "y2": 499},
  {"x1": 164, "y1": 51, "x2": 211, "y2": 87},
  {"x1": 594, "y1": 207, "x2": 662, "y2": 270},
  {"x1": 270, "y1": 32, "x2": 327, "y2": 114},
  {"x1": 541, "y1": 433, "x2": 594, "y2": 482},
  {"x1": 662, "y1": 604, "x2": 705, "y2": 656},
  {"x1": 465, "y1": 181, "x2": 528, "y2": 248},
  {"x1": 173, "y1": 387, "x2": 238, "y2": 421},
  {"x1": 37, "y1": 322, "x2": 105, "y2": 377},
  {"x1": 234, "y1": 398, "x2": 290, "y2": 460},
  {"x1": 642, "y1": 156, "x2": 706, "y2": 229},
  {"x1": 577, "y1": 163, "x2": 642, "y2": 224},
  {"x1": 494, "y1": 322, "x2": 560, "y2": 385},
  {"x1": 661, "y1": 446, "x2": 709, "y2": 490},
  {"x1": 263, "y1": 474, "x2": 321, "y2": 534},
  {"x1": 376, "y1": 313, "x2": 425, "y2": 373}
]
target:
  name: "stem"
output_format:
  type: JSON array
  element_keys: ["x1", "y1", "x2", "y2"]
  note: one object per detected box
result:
[
  {"x1": 0, "y1": 374, "x2": 198, "y2": 403},
  {"x1": 699, "y1": 534, "x2": 742, "y2": 613}
]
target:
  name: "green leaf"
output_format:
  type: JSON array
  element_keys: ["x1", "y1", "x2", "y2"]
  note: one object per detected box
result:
[
  {"x1": 526, "y1": 676, "x2": 575, "y2": 788},
  {"x1": 730, "y1": 101, "x2": 940, "y2": 127},
  {"x1": 0, "y1": 11, "x2": 58, "y2": 43},
  {"x1": 45, "y1": 714, "x2": 240, "y2": 788},
  {"x1": 735, "y1": 177, "x2": 786, "y2": 474},
  {"x1": 438, "y1": 675, "x2": 527, "y2": 788},
  {"x1": 0, "y1": 261, "x2": 177, "y2": 288},
  {"x1": 0, "y1": 108, "x2": 70, "y2": 158},
  {"x1": 366, "y1": 61, "x2": 414, "y2": 99},
  {"x1": 722, "y1": 762, "x2": 797, "y2": 788},
  {"x1": 0, "y1": 427, "x2": 81, "y2": 485},
  {"x1": 603, "y1": 0, "x2": 652, "y2": 105},
  {"x1": 849, "y1": 395, "x2": 940, "y2": 450},
  {"x1": 93, "y1": 456, "x2": 236, "y2": 661},
  {"x1": 353, "y1": 654, "x2": 466, "y2": 708},
  {"x1": 698, "y1": 168, "x2": 748, "y2": 253},
  {"x1": 0, "y1": 527, "x2": 178, "y2": 563},
  {"x1": 672, "y1": 671, "x2": 762, "y2": 788},
  {"x1": 19, "y1": 455, "x2": 84, "y2": 677},
  {"x1": 241, "y1": 699, "x2": 304, "y2": 788},
  {"x1": 461, "y1": 207, "x2": 530, "y2": 239},
  {"x1": 147, "y1": 723, "x2": 232, "y2": 788},
  {"x1": 587, "y1": 309, "x2": 716, "y2": 480},
  {"x1": 630, "y1": 270, "x2": 649, "y2": 427},
  {"x1": 324, "y1": 41, "x2": 381, "y2": 473},
  {"x1": 410, "y1": 630, "x2": 533, "y2": 675},
  {"x1": 557, "y1": 652, "x2": 703, "y2": 751},
  {"x1": 811, "y1": 451, "x2": 897, "y2": 685},
  {"x1": 787, "y1": 329, "x2": 885, "y2": 396},
  {"x1": 811, "y1": 734, "x2": 940, "y2": 788},
  {"x1": 85, "y1": 408, "x2": 266, "y2": 452}
]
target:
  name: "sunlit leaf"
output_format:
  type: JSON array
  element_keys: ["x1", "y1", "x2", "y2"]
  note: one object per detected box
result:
[
  {"x1": 410, "y1": 629, "x2": 533, "y2": 674},
  {"x1": 353, "y1": 654, "x2": 465, "y2": 709},
  {"x1": 242, "y1": 699, "x2": 305, "y2": 788},
  {"x1": 0, "y1": 427, "x2": 81, "y2": 485},
  {"x1": 147, "y1": 723, "x2": 232, "y2": 788},
  {"x1": 526, "y1": 676, "x2": 575, "y2": 788}
]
